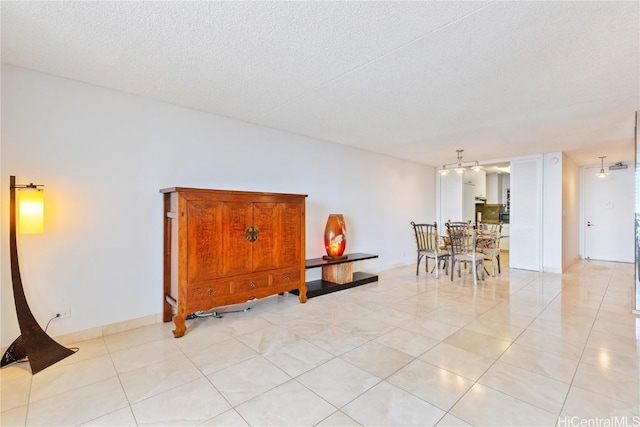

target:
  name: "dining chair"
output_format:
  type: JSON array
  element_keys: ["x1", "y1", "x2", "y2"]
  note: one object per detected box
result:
[
  {"x1": 410, "y1": 221, "x2": 449, "y2": 278},
  {"x1": 476, "y1": 222, "x2": 502, "y2": 276},
  {"x1": 445, "y1": 221, "x2": 485, "y2": 285},
  {"x1": 446, "y1": 220, "x2": 471, "y2": 227},
  {"x1": 444, "y1": 220, "x2": 471, "y2": 252}
]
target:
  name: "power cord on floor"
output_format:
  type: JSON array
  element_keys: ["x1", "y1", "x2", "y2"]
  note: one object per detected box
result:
[{"x1": 186, "y1": 305, "x2": 254, "y2": 320}]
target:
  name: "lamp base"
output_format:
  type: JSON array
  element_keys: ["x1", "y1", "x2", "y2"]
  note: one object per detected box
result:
[
  {"x1": 1, "y1": 336, "x2": 28, "y2": 367},
  {"x1": 322, "y1": 254, "x2": 348, "y2": 261},
  {"x1": 0, "y1": 334, "x2": 75, "y2": 373}
]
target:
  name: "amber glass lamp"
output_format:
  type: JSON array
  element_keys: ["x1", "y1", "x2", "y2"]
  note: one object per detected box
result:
[{"x1": 323, "y1": 214, "x2": 347, "y2": 260}]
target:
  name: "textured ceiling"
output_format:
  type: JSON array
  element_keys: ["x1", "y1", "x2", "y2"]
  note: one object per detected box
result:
[{"x1": 2, "y1": 1, "x2": 639, "y2": 167}]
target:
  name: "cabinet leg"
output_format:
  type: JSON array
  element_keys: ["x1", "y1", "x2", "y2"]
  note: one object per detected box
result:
[
  {"x1": 173, "y1": 315, "x2": 187, "y2": 338},
  {"x1": 163, "y1": 302, "x2": 172, "y2": 323},
  {"x1": 298, "y1": 286, "x2": 308, "y2": 303}
]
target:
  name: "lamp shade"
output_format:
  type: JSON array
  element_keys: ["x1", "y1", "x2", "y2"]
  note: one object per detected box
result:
[{"x1": 18, "y1": 187, "x2": 44, "y2": 234}]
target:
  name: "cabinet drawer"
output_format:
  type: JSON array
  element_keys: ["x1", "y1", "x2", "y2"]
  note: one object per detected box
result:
[
  {"x1": 231, "y1": 274, "x2": 271, "y2": 294},
  {"x1": 186, "y1": 282, "x2": 232, "y2": 312},
  {"x1": 272, "y1": 269, "x2": 300, "y2": 288},
  {"x1": 187, "y1": 283, "x2": 231, "y2": 301}
]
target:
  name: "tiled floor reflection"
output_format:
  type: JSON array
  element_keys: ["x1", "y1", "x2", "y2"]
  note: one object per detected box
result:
[{"x1": 2, "y1": 258, "x2": 639, "y2": 426}]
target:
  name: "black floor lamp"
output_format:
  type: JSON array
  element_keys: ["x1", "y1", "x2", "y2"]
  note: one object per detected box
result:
[{"x1": 1, "y1": 175, "x2": 75, "y2": 374}]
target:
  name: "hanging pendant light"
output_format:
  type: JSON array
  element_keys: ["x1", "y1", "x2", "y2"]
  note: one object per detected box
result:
[
  {"x1": 455, "y1": 149, "x2": 466, "y2": 174},
  {"x1": 439, "y1": 164, "x2": 450, "y2": 175},
  {"x1": 597, "y1": 156, "x2": 607, "y2": 178}
]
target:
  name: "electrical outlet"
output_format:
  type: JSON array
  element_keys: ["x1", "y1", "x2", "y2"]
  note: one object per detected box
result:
[{"x1": 51, "y1": 309, "x2": 71, "y2": 319}]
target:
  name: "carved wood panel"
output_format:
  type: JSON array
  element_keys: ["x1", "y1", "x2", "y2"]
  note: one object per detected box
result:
[
  {"x1": 186, "y1": 199, "x2": 223, "y2": 284},
  {"x1": 252, "y1": 202, "x2": 278, "y2": 272}
]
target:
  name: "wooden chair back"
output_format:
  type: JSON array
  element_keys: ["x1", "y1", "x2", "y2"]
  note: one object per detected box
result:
[{"x1": 411, "y1": 222, "x2": 440, "y2": 252}]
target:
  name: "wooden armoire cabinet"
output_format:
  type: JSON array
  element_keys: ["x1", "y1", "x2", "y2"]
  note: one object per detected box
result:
[{"x1": 160, "y1": 187, "x2": 307, "y2": 337}]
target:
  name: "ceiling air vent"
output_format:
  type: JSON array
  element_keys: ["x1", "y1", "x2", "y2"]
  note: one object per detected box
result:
[{"x1": 609, "y1": 162, "x2": 628, "y2": 170}]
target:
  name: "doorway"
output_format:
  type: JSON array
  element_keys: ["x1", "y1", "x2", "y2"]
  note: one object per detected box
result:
[
  {"x1": 584, "y1": 164, "x2": 634, "y2": 262},
  {"x1": 481, "y1": 163, "x2": 511, "y2": 260}
]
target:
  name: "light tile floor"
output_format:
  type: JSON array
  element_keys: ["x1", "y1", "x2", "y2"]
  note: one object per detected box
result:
[{"x1": 2, "y1": 258, "x2": 639, "y2": 426}]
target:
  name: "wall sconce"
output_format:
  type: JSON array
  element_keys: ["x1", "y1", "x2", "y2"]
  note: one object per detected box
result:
[
  {"x1": 597, "y1": 156, "x2": 608, "y2": 178},
  {"x1": 1, "y1": 176, "x2": 75, "y2": 374},
  {"x1": 439, "y1": 149, "x2": 483, "y2": 175}
]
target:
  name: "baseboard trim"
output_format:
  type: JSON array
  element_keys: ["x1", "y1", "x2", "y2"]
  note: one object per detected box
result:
[
  {"x1": 58, "y1": 313, "x2": 164, "y2": 346},
  {"x1": 1, "y1": 313, "x2": 164, "y2": 354}
]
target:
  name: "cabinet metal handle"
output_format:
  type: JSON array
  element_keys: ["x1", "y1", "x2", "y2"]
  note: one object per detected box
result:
[
  {"x1": 249, "y1": 282, "x2": 256, "y2": 288},
  {"x1": 207, "y1": 288, "x2": 213, "y2": 295},
  {"x1": 245, "y1": 226, "x2": 259, "y2": 242},
  {"x1": 284, "y1": 275, "x2": 290, "y2": 281}
]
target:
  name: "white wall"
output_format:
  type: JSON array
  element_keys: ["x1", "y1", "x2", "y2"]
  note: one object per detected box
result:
[
  {"x1": 436, "y1": 172, "x2": 476, "y2": 230},
  {"x1": 437, "y1": 172, "x2": 464, "y2": 230},
  {"x1": 510, "y1": 154, "x2": 543, "y2": 271},
  {"x1": 540, "y1": 153, "x2": 582, "y2": 273},
  {"x1": 542, "y1": 153, "x2": 563, "y2": 273},
  {"x1": 1, "y1": 65, "x2": 435, "y2": 346},
  {"x1": 486, "y1": 173, "x2": 501, "y2": 204},
  {"x1": 541, "y1": 152, "x2": 582, "y2": 273},
  {"x1": 562, "y1": 153, "x2": 580, "y2": 270}
]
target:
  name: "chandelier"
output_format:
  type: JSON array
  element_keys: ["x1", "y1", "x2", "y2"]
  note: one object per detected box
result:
[{"x1": 439, "y1": 149, "x2": 482, "y2": 175}]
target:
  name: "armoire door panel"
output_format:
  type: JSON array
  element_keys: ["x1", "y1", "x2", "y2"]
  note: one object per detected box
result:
[
  {"x1": 252, "y1": 202, "x2": 279, "y2": 271},
  {"x1": 278, "y1": 203, "x2": 302, "y2": 268},
  {"x1": 186, "y1": 200, "x2": 224, "y2": 284},
  {"x1": 221, "y1": 202, "x2": 253, "y2": 276}
]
